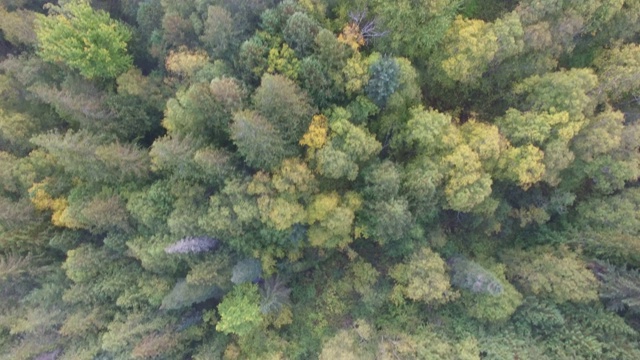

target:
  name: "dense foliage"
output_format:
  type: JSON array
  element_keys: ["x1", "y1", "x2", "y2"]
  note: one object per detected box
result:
[{"x1": 1, "y1": 0, "x2": 640, "y2": 359}]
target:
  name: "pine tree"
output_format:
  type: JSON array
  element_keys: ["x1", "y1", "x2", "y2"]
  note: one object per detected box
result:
[
  {"x1": 449, "y1": 256, "x2": 504, "y2": 295},
  {"x1": 590, "y1": 261, "x2": 640, "y2": 314},
  {"x1": 231, "y1": 258, "x2": 262, "y2": 285},
  {"x1": 160, "y1": 279, "x2": 221, "y2": 310},
  {"x1": 365, "y1": 56, "x2": 400, "y2": 107},
  {"x1": 259, "y1": 275, "x2": 291, "y2": 315}
]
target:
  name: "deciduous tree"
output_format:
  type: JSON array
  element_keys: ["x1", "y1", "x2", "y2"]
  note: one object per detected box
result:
[
  {"x1": 231, "y1": 110, "x2": 291, "y2": 170},
  {"x1": 390, "y1": 246, "x2": 455, "y2": 305},
  {"x1": 35, "y1": 0, "x2": 133, "y2": 79},
  {"x1": 216, "y1": 283, "x2": 263, "y2": 337}
]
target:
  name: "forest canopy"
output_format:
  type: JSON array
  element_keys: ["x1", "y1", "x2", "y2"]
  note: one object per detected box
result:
[{"x1": 1, "y1": 0, "x2": 640, "y2": 359}]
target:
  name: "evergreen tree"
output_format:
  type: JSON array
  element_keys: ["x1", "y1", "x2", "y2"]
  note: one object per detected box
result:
[
  {"x1": 449, "y1": 256, "x2": 504, "y2": 295},
  {"x1": 365, "y1": 56, "x2": 400, "y2": 107},
  {"x1": 591, "y1": 261, "x2": 640, "y2": 314}
]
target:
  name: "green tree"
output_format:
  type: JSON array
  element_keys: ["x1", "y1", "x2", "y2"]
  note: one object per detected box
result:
[
  {"x1": 315, "y1": 28, "x2": 351, "y2": 73},
  {"x1": 63, "y1": 187, "x2": 132, "y2": 234},
  {"x1": 126, "y1": 233, "x2": 184, "y2": 275},
  {"x1": 197, "y1": 177, "x2": 263, "y2": 255},
  {"x1": 373, "y1": 57, "x2": 421, "y2": 138},
  {"x1": 503, "y1": 246, "x2": 599, "y2": 303},
  {"x1": 442, "y1": 144, "x2": 493, "y2": 212},
  {"x1": 389, "y1": 246, "x2": 456, "y2": 305},
  {"x1": 148, "y1": 135, "x2": 202, "y2": 180},
  {"x1": 216, "y1": 283, "x2": 263, "y2": 337},
  {"x1": 496, "y1": 67, "x2": 600, "y2": 187},
  {"x1": 266, "y1": 43, "x2": 301, "y2": 80},
  {"x1": 237, "y1": 34, "x2": 270, "y2": 84},
  {"x1": 318, "y1": 328, "x2": 374, "y2": 360},
  {"x1": 283, "y1": 11, "x2": 320, "y2": 56},
  {"x1": 460, "y1": 120, "x2": 506, "y2": 172},
  {"x1": 0, "y1": 108, "x2": 39, "y2": 155},
  {"x1": 159, "y1": 10, "x2": 197, "y2": 50},
  {"x1": 200, "y1": 6, "x2": 234, "y2": 58},
  {"x1": 360, "y1": 198, "x2": 413, "y2": 247},
  {"x1": 135, "y1": 0, "x2": 163, "y2": 44},
  {"x1": 165, "y1": 182, "x2": 209, "y2": 238},
  {"x1": 31, "y1": 130, "x2": 149, "y2": 185},
  {"x1": 100, "y1": 311, "x2": 180, "y2": 358},
  {"x1": 491, "y1": 11, "x2": 525, "y2": 63},
  {"x1": 514, "y1": 68, "x2": 599, "y2": 121},
  {"x1": 359, "y1": 161, "x2": 414, "y2": 245},
  {"x1": 63, "y1": 243, "x2": 139, "y2": 304},
  {"x1": 0, "y1": 7, "x2": 37, "y2": 47},
  {"x1": 126, "y1": 181, "x2": 173, "y2": 234},
  {"x1": 575, "y1": 187, "x2": 640, "y2": 239},
  {"x1": 437, "y1": 16, "x2": 498, "y2": 84},
  {"x1": 374, "y1": 0, "x2": 462, "y2": 60},
  {"x1": 568, "y1": 108, "x2": 640, "y2": 194},
  {"x1": 162, "y1": 81, "x2": 235, "y2": 146},
  {"x1": 394, "y1": 107, "x2": 500, "y2": 212},
  {"x1": 230, "y1": 110, "x2": 292, "y2": 170},
  {"x1": 341, "y1": 52, "x2": 371, "y2": 96},
  {"x1": 310, "y1": 110, "x2": 381, "y2": 181},
  {"x1": 306, "y1": 192, "x2": 358, "y2": 249},
  {"x1": 35, "y1": 0, "x2": 133, "y2": 79},
  {"x1": 29, "y1": 74, "x2": 114, "y2": 131},
  {"x1": 402, "y1": 155, "x2": 444, "y2": 224},
  {"x1": 397, "y1": 106, "x2": 457, "y2": 156},
  {"x1": 231, "y1": 258, "x2": 262, "y2": 285},
  {"x1": 260, "y1": 0, "x2": 302, "y2": 36},
  {"x1": 105, "y1": 91, "x2": 164, "y2": 143},
  {"x1": 299, "y1": 56, "x2": 339, "y2": 108},
  {"x1": 252, "y1": 73, "x2": 316, "y2": 148}
]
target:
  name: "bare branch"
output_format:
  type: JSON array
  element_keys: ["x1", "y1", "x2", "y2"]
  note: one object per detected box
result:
[{"x1": 348, "y1": 10, "x2": 389, "y2": 42}]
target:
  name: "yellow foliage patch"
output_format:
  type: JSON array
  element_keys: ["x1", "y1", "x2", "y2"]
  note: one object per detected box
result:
[
  {"x1": 267, "y1": 43, "x2": 300, "y2": 81},
  {"x1": 267, "y1": 197, "x2": 306, "y2": 231},
  {"x1": 343, "y1": 53, "x2": 369, "y2": 94},
  {"x1": 338, "y1": 23, "x2": 365, "y2": 51},
  {"x1": 299, "y1": 115, "x2": 328, "y2": 150},
  {"x1": 165, "y1": 47, "x2": 210, "y2": 78},
  {"x1": 272, "y1": 158, "x2": 317, "y2": 194},
  {"x1": 307, "y1": 192, "x2": 339, "y2": 223},
  {"x1": 28, "y1": 181, "x2": 78, "y2": 228}
]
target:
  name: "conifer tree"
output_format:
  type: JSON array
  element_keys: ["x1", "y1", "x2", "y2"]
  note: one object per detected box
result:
[
  {"x1": 365, "y1": 56, "x2": 400, "y2": 107},
  {"x1": 591, "y1": 261, "x2": 640, "y2": 314},
  {"x1": 449, "y1": 256, "x2": 504, "y2": 295}
]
